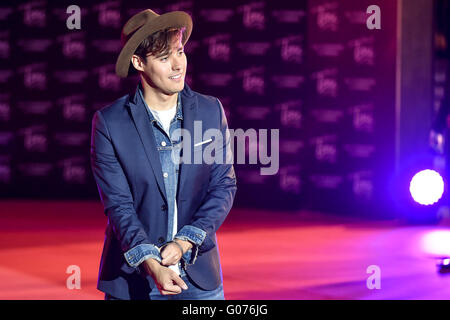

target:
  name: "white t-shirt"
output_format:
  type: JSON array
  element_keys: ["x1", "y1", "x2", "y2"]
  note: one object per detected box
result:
[
  {"x1": 148, "y1": 104, "x2": 181, "y2": 275},
  {"x1": 148, "y1": 105, "x2": 177, "y2": 135}
]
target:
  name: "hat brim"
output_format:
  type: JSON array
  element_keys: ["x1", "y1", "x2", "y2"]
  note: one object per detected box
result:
[{"x1": 115, "y1": 11, "x2": 192, "y2": 78}]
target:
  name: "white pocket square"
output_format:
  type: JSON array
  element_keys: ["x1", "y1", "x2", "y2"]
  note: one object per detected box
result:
[{"x1": 194, "y1": 138, "x2": 213, "y2": 147}]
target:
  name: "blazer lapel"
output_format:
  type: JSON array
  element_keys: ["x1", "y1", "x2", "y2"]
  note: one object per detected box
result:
[
  {"x1": 177, "y1": 84, "x2": 198, "y2": 205},
  {"x1": 127, "y1": 87, "x2": 167, "y2": 202}
]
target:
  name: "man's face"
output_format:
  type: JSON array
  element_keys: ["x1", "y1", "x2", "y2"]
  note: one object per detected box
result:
[{"x1": 138, "y1": 41, "x2": 187, "y2": 95}]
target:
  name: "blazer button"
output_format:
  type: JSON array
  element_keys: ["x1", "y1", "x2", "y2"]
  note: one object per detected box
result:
[
  {"x1": 158, "y1": 237, "x2": 165, "y2": 244},
  {"x1": 161, "y1": 204, "x2": 167, "y2": 211}
]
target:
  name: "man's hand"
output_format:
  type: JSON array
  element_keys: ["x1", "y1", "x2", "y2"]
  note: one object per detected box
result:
[
  {"x1": 142, "y1": 258, "x2": 188, "y2": 295},
  {"x1": 160, "y1": 239, "x2": 193, "y2": 266}
]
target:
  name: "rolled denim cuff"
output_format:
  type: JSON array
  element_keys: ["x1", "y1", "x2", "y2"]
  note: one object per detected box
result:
[
  {"x1": 124, "y1": 243, "x2": 161, "y2": 268},
  {"x1": 175, "y1": 225, "x2": 206, "y2": 245},
  {"x1": 175, "y1": 225, "x2": 206, "y2": 265}
]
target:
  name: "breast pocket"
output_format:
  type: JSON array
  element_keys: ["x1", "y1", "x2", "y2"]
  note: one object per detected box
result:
[{"x1": 192, "y1": 138, "x2": 215, "y2": 165}]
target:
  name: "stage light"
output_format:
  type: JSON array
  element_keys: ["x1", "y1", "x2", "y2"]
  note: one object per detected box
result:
[
  {"x1": 409, "y1": 170, "x2": 444, "y2": 205},
  {"x1": 437, "y1": 258, "x2": 450, "y2": 274},
  {"x1": 421, "y1": 231, "x2": 450, "y2": 274},
  {"x1": 421, "y1": 230, "x2": 450, "y2": 256}
]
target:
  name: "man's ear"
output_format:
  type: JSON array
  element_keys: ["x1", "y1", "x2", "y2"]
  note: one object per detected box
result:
[{"x1": 131, "y1": 55, "x2": 145, "y2": 72}]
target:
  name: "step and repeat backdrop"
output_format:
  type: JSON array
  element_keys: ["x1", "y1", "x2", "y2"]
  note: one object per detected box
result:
[
  {"x1": 0, "y1": 0, "x2": 397, "y2": 216},
  {"x1": 304, "y1": 0, "x2": 397, "y2": 216}
]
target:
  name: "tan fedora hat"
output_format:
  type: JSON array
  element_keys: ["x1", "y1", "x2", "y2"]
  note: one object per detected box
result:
[{"x1": 115, "y1": 9, "x2": 193, "y2": 78}]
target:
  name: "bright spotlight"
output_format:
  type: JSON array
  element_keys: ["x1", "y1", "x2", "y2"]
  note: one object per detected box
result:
[
  {"x1": 437, "y1": 258, "x2": 450, "y2": 274},
  {"x1": 409, "y1": 169, "x2": 444, "y2": 205},
  {"x1": 421, "y1": 230, "x2": 450, "y2": 256}
]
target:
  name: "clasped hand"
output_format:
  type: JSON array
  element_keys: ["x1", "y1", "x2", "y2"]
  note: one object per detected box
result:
[
  {"x1": 160, "y1": 241, "x2": 185, "y2": 266},
  {"x1": 142, "y1": 239, "x2": 193, "y2": 295}
]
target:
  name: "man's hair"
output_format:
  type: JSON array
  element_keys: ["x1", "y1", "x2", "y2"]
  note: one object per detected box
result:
[{"x1": 129, "y1": 27, "x2": 186, "y2": 75}]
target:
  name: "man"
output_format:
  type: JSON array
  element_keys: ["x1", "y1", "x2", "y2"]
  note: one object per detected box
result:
[{"x1": 90, "y1": 9, "x2": 237, "y2": 300}]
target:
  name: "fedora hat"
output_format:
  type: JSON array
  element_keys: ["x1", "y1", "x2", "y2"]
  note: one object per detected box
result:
[{"x1": 115, "y1": 9, "x2": 193, "y2": 78}]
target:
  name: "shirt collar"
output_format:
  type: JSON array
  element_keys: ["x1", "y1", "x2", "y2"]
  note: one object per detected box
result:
[{"x1": 137, "y1": 83, "x2": 183, "y2": 122}]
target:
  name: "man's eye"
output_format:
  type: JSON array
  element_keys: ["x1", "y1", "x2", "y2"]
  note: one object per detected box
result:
[
  {"x1": 178, "y1": 51, "x2": 184, "y2": 55},
  {"x1": 160, "y1": 57, "x2": 168, "y2": 61}
]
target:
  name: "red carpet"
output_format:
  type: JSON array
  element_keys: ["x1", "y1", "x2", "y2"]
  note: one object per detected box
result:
[{"x1": 1, "y1": 200, "x2": 450, "y2": 299}]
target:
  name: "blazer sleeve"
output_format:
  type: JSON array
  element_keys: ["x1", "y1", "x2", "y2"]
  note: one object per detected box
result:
[
  {"x1": 90, "y1": 110, "x2": 161, "y2": 268},
  {"x1": 175, "y1": 98, "x2": 237, "y2": 258}
]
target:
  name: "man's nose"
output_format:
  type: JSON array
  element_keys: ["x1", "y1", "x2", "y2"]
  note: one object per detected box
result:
[{"x1": 171, "y1": 56, "x2": 182, "y2": 71}]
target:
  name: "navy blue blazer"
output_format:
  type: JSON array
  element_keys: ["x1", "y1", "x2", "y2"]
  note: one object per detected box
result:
[{"x1": 90, "y1": 83, "x2": 237, "y2": 299}]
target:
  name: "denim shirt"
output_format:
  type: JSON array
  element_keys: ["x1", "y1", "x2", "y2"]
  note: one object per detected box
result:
[{"x1": 123, "y1": 84, "x2": 207, "y2": 274}]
